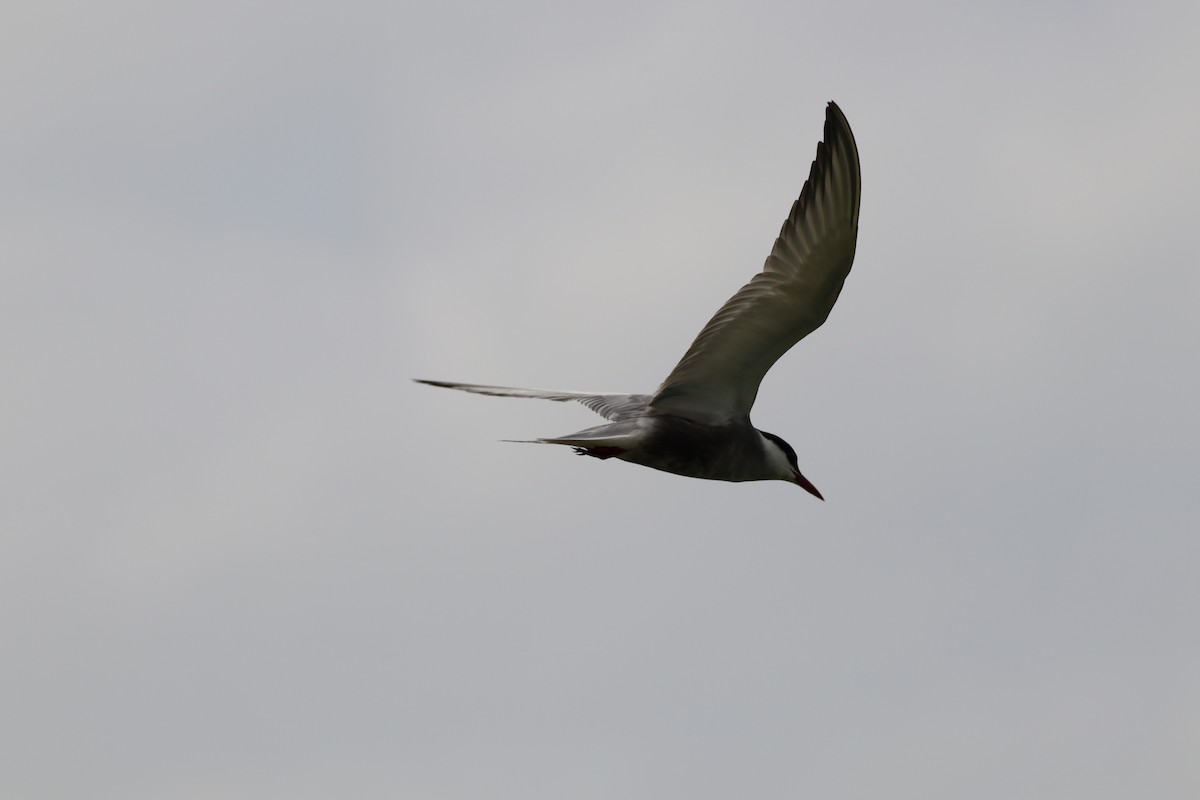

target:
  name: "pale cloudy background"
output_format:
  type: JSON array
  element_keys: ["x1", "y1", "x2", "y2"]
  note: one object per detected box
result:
[{"x1": 3, "y1": 1, "x2": 1199, "y2": 798}]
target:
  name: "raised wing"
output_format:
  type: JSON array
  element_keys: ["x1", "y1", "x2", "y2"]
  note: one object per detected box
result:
[
  {"x1": 413, "y1": 380, "x2": 650, "y2": 421},
  {"x1": 648, "y1": 101, "x2": 861, "y2": 424}
]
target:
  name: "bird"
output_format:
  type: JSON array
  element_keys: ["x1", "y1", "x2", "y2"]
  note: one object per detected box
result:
[{"x1": 416, "y1": 101, "x2": 861, "y2": 499}]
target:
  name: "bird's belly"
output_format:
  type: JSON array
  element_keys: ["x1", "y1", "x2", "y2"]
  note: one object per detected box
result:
[{"x1": 620, "y1": 417, "x2": 761, "y2": 482}]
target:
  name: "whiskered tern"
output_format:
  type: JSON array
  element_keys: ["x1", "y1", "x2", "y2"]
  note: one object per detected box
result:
[{"x1": 417, "y1": 101, "x2": 861, "y2": 499}]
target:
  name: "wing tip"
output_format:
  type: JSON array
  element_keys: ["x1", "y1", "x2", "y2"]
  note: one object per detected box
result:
[
  {"x1": 412, "y1": 379, "x2": 468, "y2": 391},
  {"x1": 823, "y1": 101, "x2": 861, "y2": 191}
]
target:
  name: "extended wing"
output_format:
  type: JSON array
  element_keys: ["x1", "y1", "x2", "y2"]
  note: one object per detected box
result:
[
  {"x1": 413, "y1": 380, "x2": 650, "y2": 422},
  {"x1": 648, "y1": 101, "x2": 861, "y2": 424}
]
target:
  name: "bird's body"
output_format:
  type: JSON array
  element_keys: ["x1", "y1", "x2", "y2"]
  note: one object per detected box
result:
[
  {"x1": 556, "y1": 415, "x2": 781, "y2": 483},
  {"x1": 417, "y1": 101, "x2": 862, "y2": 499}
]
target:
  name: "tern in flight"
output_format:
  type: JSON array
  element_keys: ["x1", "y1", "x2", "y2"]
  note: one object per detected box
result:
[{"x1": 417, "y1": 101, "x2": 861, "y2": 499}]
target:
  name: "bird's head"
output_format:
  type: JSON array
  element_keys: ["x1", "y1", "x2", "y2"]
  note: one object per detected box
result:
[{"x1": 759, "y1": 430, "x2": 824, "y2": 500}]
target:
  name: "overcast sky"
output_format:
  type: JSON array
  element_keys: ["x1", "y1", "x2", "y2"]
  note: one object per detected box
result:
[{"x1": 4, "y1": 1, "x2": 1199, "y2": 798}]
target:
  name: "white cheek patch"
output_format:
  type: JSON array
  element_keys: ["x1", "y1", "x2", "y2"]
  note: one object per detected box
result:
[{"x1": 761, "y1": 435, "x2": 797, "y2": 479}]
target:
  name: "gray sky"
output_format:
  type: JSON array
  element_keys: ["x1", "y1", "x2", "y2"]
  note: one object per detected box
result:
[{"x1": 4, "y1": 1, "x2": 1199, "y2": 798}]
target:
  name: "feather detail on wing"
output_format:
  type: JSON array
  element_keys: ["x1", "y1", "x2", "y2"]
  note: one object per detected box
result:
[
  {"x1": 648, "y1": 101, "x2": 861, "y2": 424},
  {"x1": 413, "y1": 379, "x2": 650, "y2": 421}
]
